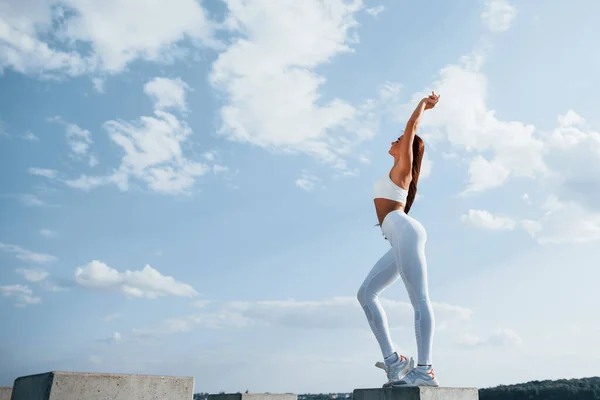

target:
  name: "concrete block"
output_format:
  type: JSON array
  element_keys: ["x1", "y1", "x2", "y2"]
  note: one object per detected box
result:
[
  {"x1": 11, "y1": 371, "x2": 194, "y2": 400},
  {"x1": 353, "y1": 387, "x2": 478, "y2": 400},
  {"x1": 0, "y1": 387, "x2": 12, "y2": 400},
  {"x1": 208, "y1": 394, "x2": 297, "y2": 400}
]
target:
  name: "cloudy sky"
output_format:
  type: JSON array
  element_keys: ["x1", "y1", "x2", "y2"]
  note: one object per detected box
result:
[{"x1": 1, "y1": 0, "x2": 600, "y2": 393}]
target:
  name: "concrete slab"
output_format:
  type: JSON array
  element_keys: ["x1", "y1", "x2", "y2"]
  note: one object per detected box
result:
[
  {"x1": 208, "y1": 394, "x2": 297, "y2": 400},
  {"x1": 0, "y1": 387, "x2": 12, "y2": 400},
  {"x1": 10, "y1": 371, "x2": 194, "y2": 400},
  {"x1": 353, "y1": 387, "x2": 479, "y2": 400}
]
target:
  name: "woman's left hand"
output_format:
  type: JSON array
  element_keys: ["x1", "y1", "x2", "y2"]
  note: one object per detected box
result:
[{"x1": 424, "y1": 91, "x2": 440, "y2": 110}]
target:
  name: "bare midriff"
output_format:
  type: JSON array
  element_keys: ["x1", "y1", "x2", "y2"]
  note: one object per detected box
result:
[{"x1": 374, "y1": 198, "x2": 405, "y2": 227}]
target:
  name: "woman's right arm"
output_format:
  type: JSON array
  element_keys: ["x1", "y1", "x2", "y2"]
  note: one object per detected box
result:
[{"x1": 397, "y1": 92, "x2": 439, "y2": 176}]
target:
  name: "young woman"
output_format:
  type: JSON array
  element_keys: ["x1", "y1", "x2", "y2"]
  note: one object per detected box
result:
[{"x1": 357, "y1": 92, "x2": 440, "y2": 387}]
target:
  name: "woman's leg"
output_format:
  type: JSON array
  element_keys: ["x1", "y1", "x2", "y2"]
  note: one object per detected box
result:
[
  {"x1": 357, "y1": 248, "x2": 400, "y2": 360},
  {"x1": 390, "y1": 220, "x2": 435, "y2": 366}
]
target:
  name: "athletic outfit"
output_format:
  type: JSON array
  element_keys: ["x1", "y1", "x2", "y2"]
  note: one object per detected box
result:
[{"x1": 357, "y1": 174, "x2": 439, "y2": 387}]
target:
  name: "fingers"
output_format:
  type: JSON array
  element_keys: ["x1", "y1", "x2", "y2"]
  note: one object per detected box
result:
[{"x1": 423, "y1": 91, "x2": 440, "y2": 106}]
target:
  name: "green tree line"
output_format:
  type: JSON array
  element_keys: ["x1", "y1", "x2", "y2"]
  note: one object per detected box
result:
[
  {"x1": 479, "y1": 377, "x2": 599, "y2": 400},
  {"x1": 194, "y1": 376, "x2": 600, "y2": 400}
]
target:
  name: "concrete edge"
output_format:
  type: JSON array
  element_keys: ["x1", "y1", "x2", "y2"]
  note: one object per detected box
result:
[
  {"x1": 44, "y1": 371, "x2": 195, "y2": 379},
  {"x1": 0, "y1": 386, "x2": 13, "y2": 400}
]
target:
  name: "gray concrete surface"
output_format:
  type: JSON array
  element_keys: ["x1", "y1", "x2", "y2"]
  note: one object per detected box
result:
[
  {"x1": 11, "y1": 371, "x2": 194, "y2": 400},
  {"x1": 353, "y1": 387, "x2": 478, "y2": 400},
  {"x1": 208, "y1": 394, "x2": 297, "y2": 400},
  {"x1": 0, "y1": 386, "x2": 12, "y2": 400}
]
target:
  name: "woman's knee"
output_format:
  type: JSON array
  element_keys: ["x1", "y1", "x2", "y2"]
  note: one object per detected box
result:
[
  {"x1": 414, "y1": 297, "x2": 433, "y2": 315},
  {"x1": 357, "y1": 284, "x2": 366, "y2": 306},
  {"x1": 357, "y1": 282, "x2": 375, "y2": 306}
]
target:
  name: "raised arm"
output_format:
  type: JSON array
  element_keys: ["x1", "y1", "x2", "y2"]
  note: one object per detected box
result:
[{"x1": 396, "y1": 92, "x2": 439, "y2": 177}]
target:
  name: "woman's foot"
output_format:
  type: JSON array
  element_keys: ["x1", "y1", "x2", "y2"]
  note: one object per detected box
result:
[
  {"x1": 375, "y1": 353, "x2": 413, "y2": 387},
  {"x1": 390, "y1": 364, "x2": 439, "y2": 387}
]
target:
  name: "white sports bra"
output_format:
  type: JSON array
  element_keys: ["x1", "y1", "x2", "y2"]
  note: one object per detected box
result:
[{"x1": 373, "y1": 174, "x2": 408, "y2": 204}]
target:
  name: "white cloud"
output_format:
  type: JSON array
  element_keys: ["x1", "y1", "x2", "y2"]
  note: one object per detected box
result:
[
  {"x1": 40, "y1": 229, "x2": 58, "y2": 238},
  {"x1": 64, "y1": 175, "x2": 117, "y2": 191},
  {"x1": 405, "y1": 17, "x2": 600, "y2": 243},
  {"x1": 17, "y1": 194, "x2": 48, "y2": 207},
  {"x1": 48, "y1": 116, "x2": 97, "y2": 166},
  {"x1": 66, "y1": 123, "x2": 92, "y2": 156},
  {"x1": 212, "y1": 165, "x2": 228, "y2": 174},
  {"x1": 0, "y1": 284, "x2": 41, "y2": 307},
  {"x1": 163, "y1": 318, "x2": 193, "y2": 333},
  {"x1": 541, "y1": 111, "x2": 600, "y2": 204},
  {"x1": 408, "y1": 59, "x2": 600, "y2": 243},
  {"x1": 209, "y1": 0, "x2": 390, "y2": 171},
  {"x1": 15, "y1": 265, "x2": 67, "y2": 293},
  {"x1": 420, "y1": 152, "x2": 433, "y2": 179},
  {"x1": 97, "y1": 332, "x2": 123, "y2": 344},
  {"x1": 512, "y1": 111, "x2": 600, "y2": 244},
  {"x1": 458, "y1": 105, "x2": 600, "y2": 243},
  {"x1": 453, "y1": 101, "x2": 600, "y2": 242},
  {"x1": 92, "y1": 78, "x2": 105, "y2": 93},
  {"x1": 295, "y1": 172, "x2": 320, "y2": 192},
  {"x1": 112, "y1": 332, "x2": 122, "y2": 343},
  {"x1": 103, "y1": 313, "x2": 123, "y2": 322},
  {"x1": 170, "y1": 297, "x2": 472, "y2": 331},
  {"x1": 193, "y1": 299, "x2": 212, "y2": 308},
  {"x1": 95, "y1": 323, "x2": 182, "y2": 344},
  {"x1": 481, "y1": 0, "x2": 517, "y2": 33},
  {"x1": 144, "y1": 77, "x2": 190, "y2": 112},
  {"x1": 103, "y1": 111, "x2": 208, "y2": 194},
  {"x1": 461, "y1": 209, "x2": 516, "y2": 231},
  {"x1": 0, "y1": 242, "x2": 57, "y2": 264},
  {"x1": 63, "y1": 0, "x2": 215, "y2": 72},
  {"x1": 74, "y1": 260, "x2": 198, "y2": 299},
  {"x1": 458, "y1": 328, "x2": 522, "y2": 348},
  {"x1": 125, "y1": 297, "x2": 470, "y2": 340},
  {"x1": 29, "y1": 168, "x2": 58, "y2": 179},
  {"x1": 415, "y1": 50, "x2": 547, "y2": 195},
  {"x1": 21, "y1": 131, "x2": 39, "y2": 141},
  {"x1": 0, "y1": 0, "x2": 215, "y2": 77},
  {"x1": 365, "y1": 6, "x2": 385, "y2": 17},
  {"x1": 0, "y1": 193, "x2": 53, "y2": 208},
  {"x1": 557, "y1": 109, "x2": 585, "y2": 128},
  {"x1": 88, "y1": 154, "x2": 98, "y2": 167},
  {"x1": 462, "y1": 155, "x2": 510, "y2": 194},
  {"x1": 63, "y1": 77, "x2": 210, "y2": 195},
  {"x1": 0, "y1": 0, "x2": 90, "y2": 77},
  {"x1": 522, "y1": 197, "x2": 600, "y2": 245},
  {"x1": 9, "y1": 1, "x2": 397, "y2": 184},
  {"x1": 16, "y1": 268, "x2": 50, "y2": 283},
  {"x1": 520, "y1": 219, "x2": 542, "y2": 237}
]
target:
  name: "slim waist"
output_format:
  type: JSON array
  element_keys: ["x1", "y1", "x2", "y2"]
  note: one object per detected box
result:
[{"x1": 381, "y1": 209, "x2": 408, "y2": 228}]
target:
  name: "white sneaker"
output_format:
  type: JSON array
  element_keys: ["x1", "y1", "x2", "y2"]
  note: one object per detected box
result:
[
  {"x1": 390, "y1": 365, "x2": 439, "y2": 387},
  {"x1": 374, "y1": 354, "x2": 413, "y2": 387}
]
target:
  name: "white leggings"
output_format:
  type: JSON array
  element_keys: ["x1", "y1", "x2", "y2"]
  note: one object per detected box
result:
[{"x1": 357, "y1": 210, "x2": 435, "y2": 365}]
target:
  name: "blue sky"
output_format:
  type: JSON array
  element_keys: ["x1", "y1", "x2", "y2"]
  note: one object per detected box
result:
[{"x1": 1, "y1": 0, "x2": 600, "y2": 393}]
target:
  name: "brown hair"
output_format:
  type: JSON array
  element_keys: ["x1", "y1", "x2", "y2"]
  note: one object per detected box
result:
[{"x1": 404, "y1": 135, "x2": 424, "y2": 214}]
